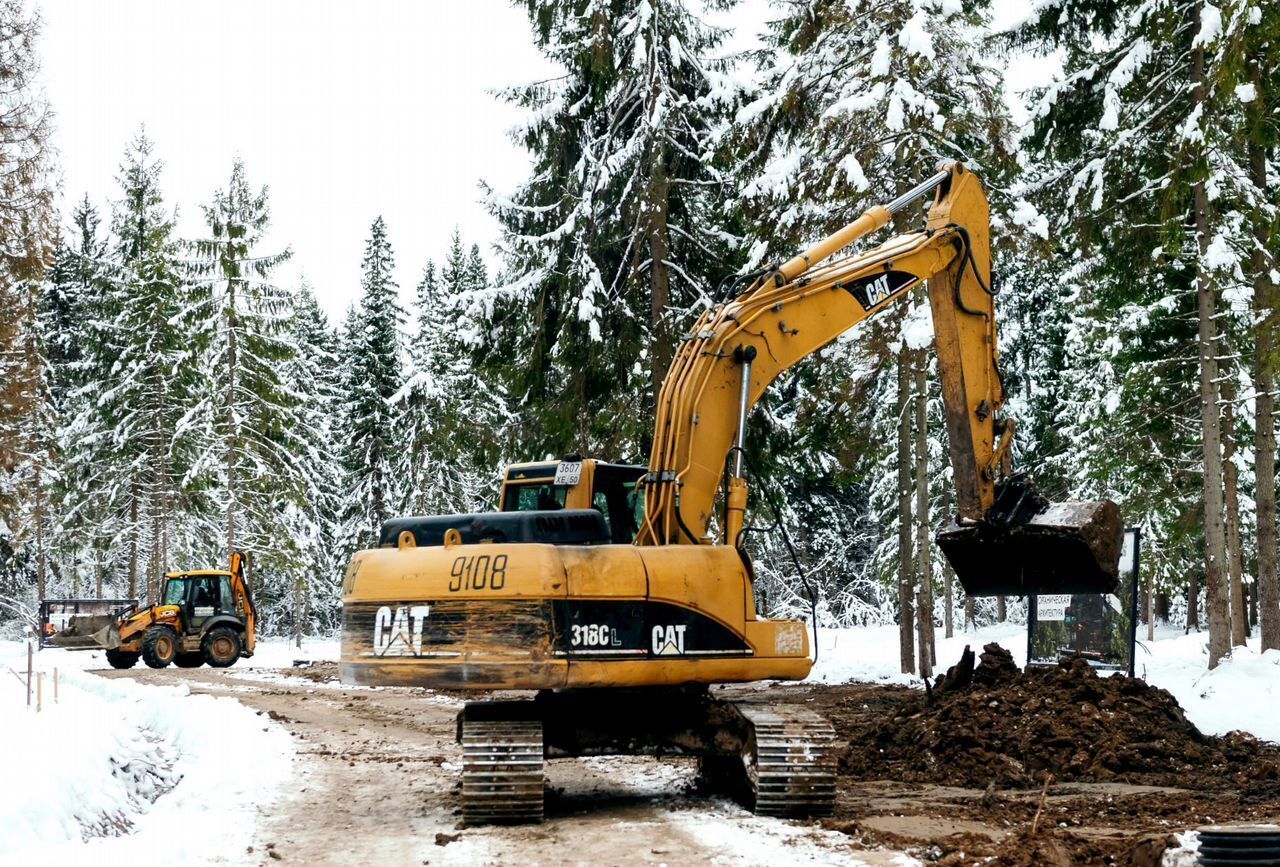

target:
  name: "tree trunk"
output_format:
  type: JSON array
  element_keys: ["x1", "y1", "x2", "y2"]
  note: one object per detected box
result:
[
  {"x1": 1220, "y1": 377, "x2": 1247, "y2": 645},
  {"x1": 1249, "y1": 56, "x2": 1280, "y2": 653},
  {"x1": 942, "y1": 485, "x2": 954, "y2": 639},
  {"x1": 913, "y1": 344, "x2": 935, "y2": 676},
  {"x1": 1190, "y1": 14, "x2": 1232, "y2": 668},
  {"x1": 95, "y1": 553, "x2": 103, "y2": 600},
  {"x1": 897, "y1": 348, "x2": 915, "y2": 675},
  {"x1": 293, "y1": 572, "x2": 304, "y2": 650},
  {"x1": 1187, "y1": 568, "x2": 1200, "y2": 631},
  {"x1": 964, "y1": 596, "x2": 975, "y2": 631},
  {"x1": 34, "y1": 470, "x2": 46, "y2": 601},
  {"x1": 997, "y1": 595, "x2": 1007, "y2": 623},
  {"x1": 128, "y1": 484, "x2": 138, "y2": 600},
  {"x1": 1146, "y1": 570, "x2": 1155, "y2": 642},
  {"x1": 226, "y1": 276, "x2": 239, "y2": 559},
  {"x1": 648, "y1": 154, "x2": 672, "y2": 401}
]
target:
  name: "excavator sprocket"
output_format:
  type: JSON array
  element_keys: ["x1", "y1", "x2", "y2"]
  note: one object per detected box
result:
[
  {"x1": 737, "y1": 704, "x2": 838, "y2": 818},
  {"x1": 459, "y1": 717, "x2": 545, "y2": 825}
]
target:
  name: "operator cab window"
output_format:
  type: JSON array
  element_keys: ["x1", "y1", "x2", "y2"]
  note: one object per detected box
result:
[
  {"x1": 163, "y1": 578, "x2": 187, "y2": 606},
  {"x1": 218, "y1": 576, "x2": 235, "y2": 612},
  {"x1": 504, "y1": 481, "x2": 568, "y2": 512}
]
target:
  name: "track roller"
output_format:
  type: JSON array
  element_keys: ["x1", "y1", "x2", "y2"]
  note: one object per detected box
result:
[
  {"x1": 459, "y1": 718, "x2": 544, "y2": 826},
  {"x1": 737, "y1": 704, "x2": 837, "y2": 818}
]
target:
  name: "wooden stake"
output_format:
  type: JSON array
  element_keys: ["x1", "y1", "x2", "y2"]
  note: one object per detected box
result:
[
  {"x1": 53, "y1": 668, "x2": 58, "y2": 703},
  {"x1": 26, "y1": 643, "x2": 32, "y2": 708},
  {"x1": 37, "y1": 671, "x2": 43, "y2": 712},
  {"x1": 1030, "y1": 773, "x2": 1054, "y2": 835}
]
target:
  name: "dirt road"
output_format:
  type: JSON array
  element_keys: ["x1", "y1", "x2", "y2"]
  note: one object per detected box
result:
[
  {"x1": 97, "y1": 663, "x2": 1277, "y2": 866},
  {"x1": 97, "y1": 664, "x2": 908, "y2": 866}
]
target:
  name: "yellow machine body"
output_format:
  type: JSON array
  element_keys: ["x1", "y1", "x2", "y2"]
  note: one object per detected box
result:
[{"x1": 341, "y1": 541, "x2": 810, "y2": 689}]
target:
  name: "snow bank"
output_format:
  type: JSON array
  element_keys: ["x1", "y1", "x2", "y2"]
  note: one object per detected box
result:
[
  {"x1": 0, "y1": 641, "x2": 293, "y2": 862},
  {"x1": 806, "y1": 623, "x2": 1280, "y2": 743}
]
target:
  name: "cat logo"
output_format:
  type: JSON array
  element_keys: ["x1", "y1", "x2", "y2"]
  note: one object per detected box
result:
[
  {"x1": 651, "y1": 624, "x2": 687, "y2": 656},
  {"x1": 372, "y1": 604, "x2": 431, "y2": 657},
  {"x1": 843, "y1": 270, "x2": 919, "y2": 310}
]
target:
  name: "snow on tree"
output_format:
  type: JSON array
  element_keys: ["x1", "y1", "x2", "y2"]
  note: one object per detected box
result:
[
  {"x1": 187, "y1": 158, "x2": 320, "y2": 624},
  {"x1": 1012, "y1": 0, "x2": 1269, "y2": 664},
  {"x1": 729, "y1": 0, "x2": 1015, "y2": 642},
  {"x1": 94, "y1": 132, "x2": 205, "y2": 603},
  {"x1": 0, "y1": 0, "x2": 57, "y2": 599},
  {"x1": 397, "y1": 231, "x2": 506, "y2": 516},
  {"x1": 339, "y1": 217, "x2": 404, "y2": 551},
  {"x1": 471, "y1": 0, "x2": 746, "y2": 461}
]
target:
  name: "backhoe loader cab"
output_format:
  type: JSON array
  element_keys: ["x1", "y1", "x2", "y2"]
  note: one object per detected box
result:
[{"x1": 47, "y1": 551, "x2": 257, "y2": 670}]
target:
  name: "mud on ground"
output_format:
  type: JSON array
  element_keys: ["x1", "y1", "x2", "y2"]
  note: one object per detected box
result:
[
  {"x1": 96, "y1": 649, "x2": 1279, "y2": 866},
  {"x1": 767, "y1": 643, "x2": 1280, "y2": 865}
]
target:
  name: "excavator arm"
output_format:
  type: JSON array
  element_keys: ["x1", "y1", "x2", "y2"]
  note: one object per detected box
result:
[{"x1": 637, "y1": 162, "x2": 1122, "y2": 596}]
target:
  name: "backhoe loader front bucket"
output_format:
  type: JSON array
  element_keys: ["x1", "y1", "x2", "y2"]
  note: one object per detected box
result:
[
  {"x1": 937, "y1": 499, "x2": 1124, "y2": 597},
  {"x1": 45, "y1": 615, "x2": 121, "y2": 651}
]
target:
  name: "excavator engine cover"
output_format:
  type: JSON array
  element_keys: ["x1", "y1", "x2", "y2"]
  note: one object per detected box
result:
[{"x1": 937, "y1": 499, "x2": 1124, "y2": 597}]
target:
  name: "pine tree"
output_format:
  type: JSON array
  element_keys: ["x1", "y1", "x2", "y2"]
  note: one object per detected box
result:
[
  {"x1": 474, "y1": 0, "x2": 745, "y2": 460},
  {"x1": 398, "y1": 231, "x2": 506, "y2": 516},
  {"x1": 1013, "y1": 0, "x2": 1269, "y2": 664},
  {"x1": 339, "y1": 217, "x2": 403, "y2": 549},
  {"x1": 0, "y1": 0, "x2": 57, "y2": 597},
  {"x1": 189, "y1": 159, "x2": 302, "y2": 563},
  {"x1": 285, "y1": 283, "x2": 343, "y2": 640},
  {"x1": 730, "y1": 0, "x2": 1015, "y2": 641},
  {"x1": 97, "y1": 132, "x2": 203, "y2": 602}
]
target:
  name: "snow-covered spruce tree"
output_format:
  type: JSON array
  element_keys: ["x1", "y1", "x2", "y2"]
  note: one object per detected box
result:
[
  {"x1": 48, "y1": 197, "x2": 130, "y2": 600},
  {"x1": 284, "y1": 283, "x2": 343, "y2": 639},
  {"x1": 470, "y1": 0, "x2": 745, "y2": 461},
  {"x1": 188, "y1": 159, "x2": 314, "y2": 620},
  {"x1": 1013, "y1": 0, "x2": 1265, "y2": 663},
  {"x1": 397, "y1": 231, "x2": 505, "y2": 516},
  {"x1": 729, "y1": 0, "x2": 1015, "y2": 639},
  {"x1": 0, "y1": 0, "x2": 56, "y2": 603},
  {"x1": 339, "y1": 217, "x2": 404, "y2": 552},
  {"x1": 97, "y1": 133, "x2": 205, "y2": 603}
]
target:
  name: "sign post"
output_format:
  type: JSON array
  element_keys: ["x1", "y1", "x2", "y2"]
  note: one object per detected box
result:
[{"x1": 1028, "y1": 527, "x2": 1141, "y2": 675}]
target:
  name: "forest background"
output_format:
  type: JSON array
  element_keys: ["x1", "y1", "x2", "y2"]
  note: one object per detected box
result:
[{"x1": 1, "y1": 0, "x2": 1277, "y2": 673}]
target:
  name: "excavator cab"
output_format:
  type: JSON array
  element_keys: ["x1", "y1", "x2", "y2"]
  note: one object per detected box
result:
[{"x1": 500, "y1": 457, "x2": 646, "y2": 544}]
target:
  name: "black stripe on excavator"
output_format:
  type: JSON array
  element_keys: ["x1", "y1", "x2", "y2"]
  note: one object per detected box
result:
[
  {"x1": 551, "y1": 600, "x2": 752, "y2": 659},
  {"x1": 342, "y1": 599, "x2": 751, "y2": 660},
  {"x1": 841, "y1": 270, "x2": 920, "y2": 310}
]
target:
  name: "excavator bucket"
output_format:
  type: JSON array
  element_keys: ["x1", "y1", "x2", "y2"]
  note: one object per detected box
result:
[
  {"x1": 937, "y1": 499, "x2": 1124, "y2": 597},
  {"x1": 45, "y1": 615, "x2": 121, "y2": 651}
]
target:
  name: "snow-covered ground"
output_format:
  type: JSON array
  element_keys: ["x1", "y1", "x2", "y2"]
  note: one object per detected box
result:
[
  {"x1": 808, "y1": 622, "x2": 1280, "y2": 743},
  {"x1": 0, "y1": 640, "x2": 294, "y2": 862}
]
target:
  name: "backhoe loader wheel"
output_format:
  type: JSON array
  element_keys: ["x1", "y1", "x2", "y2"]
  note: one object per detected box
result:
[
  {"x1": 202, "y1": 627, "x2": 242, "y2": 668},
  {"x1": 174, "y1": 652, "x2": 204, "y2": 668},
  {"x1": 142, "y1": 626, "x2": 179, "y2": 669},
  {"x1": 105, "y1": 649, "x2": 140, "y2": 670}
]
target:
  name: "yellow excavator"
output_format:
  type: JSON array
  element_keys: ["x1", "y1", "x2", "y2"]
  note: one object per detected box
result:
[
  {"x1": 341, "y1": 163, "x2": 1123, "y2": 823},
  {"x1": 47, "y1": 551, "x2": 257, "y2": 670}
]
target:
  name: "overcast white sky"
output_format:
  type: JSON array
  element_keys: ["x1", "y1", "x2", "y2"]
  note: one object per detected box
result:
[
  {"x1": 37, "y1": 0, "x2": 1050, "y2": 322},
  {"x1": 39, "y1": 0, "x2": 558, "y2": 320}
]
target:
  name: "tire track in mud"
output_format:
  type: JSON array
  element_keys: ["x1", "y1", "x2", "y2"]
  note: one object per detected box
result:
[{"x1": 96, "y1": 666, "x2": 890, "y2": 866}]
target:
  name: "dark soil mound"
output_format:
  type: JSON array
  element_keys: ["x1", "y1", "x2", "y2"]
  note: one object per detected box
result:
[{"x1": 840, "y1": 643, "x2": 1277, "y2": 790}]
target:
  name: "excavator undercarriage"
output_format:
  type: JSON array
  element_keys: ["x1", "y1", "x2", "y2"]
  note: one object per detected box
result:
[{"x1": 457, "y1": 689, "x2": 836, "y2": 824}]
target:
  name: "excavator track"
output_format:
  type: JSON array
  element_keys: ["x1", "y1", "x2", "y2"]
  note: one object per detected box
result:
[
  {"x1": 737, "y1": 704, "x2": 837, "y2": 818},
  {"x1": 459, "y1": 718, "x2": 544, "y2": 825}
]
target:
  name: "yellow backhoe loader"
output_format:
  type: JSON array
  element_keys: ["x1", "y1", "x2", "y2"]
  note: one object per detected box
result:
[
  {"x1": 341, "y1": 163, "x2": 1123, "y2": 823},
  {"x1": 47, "y1": 551, "x2": 257, "y2": 670}
]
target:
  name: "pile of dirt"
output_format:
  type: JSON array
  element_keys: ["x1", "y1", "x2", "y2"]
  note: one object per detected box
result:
[{"x1": 839, "y1": 643, "x2": 1280, "y2": 791}]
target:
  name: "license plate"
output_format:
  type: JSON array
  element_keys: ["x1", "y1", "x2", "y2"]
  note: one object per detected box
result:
[{"x1": 554, "y1": 461, "x2": 583, "y2": 486}]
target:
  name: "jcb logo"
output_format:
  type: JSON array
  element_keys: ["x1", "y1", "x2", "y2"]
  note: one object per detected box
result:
[
  {"x1": 372, "y1": 604, "x2": 431, "y2": 657},
  {"x1": 651, "y1": 624, "x2": 687, "y2": 656}
]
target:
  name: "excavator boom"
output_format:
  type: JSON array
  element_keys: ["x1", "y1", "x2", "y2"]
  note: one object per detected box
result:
[{"x1": 637, "y1": 162, "x2": 1121, "y2": 595}]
